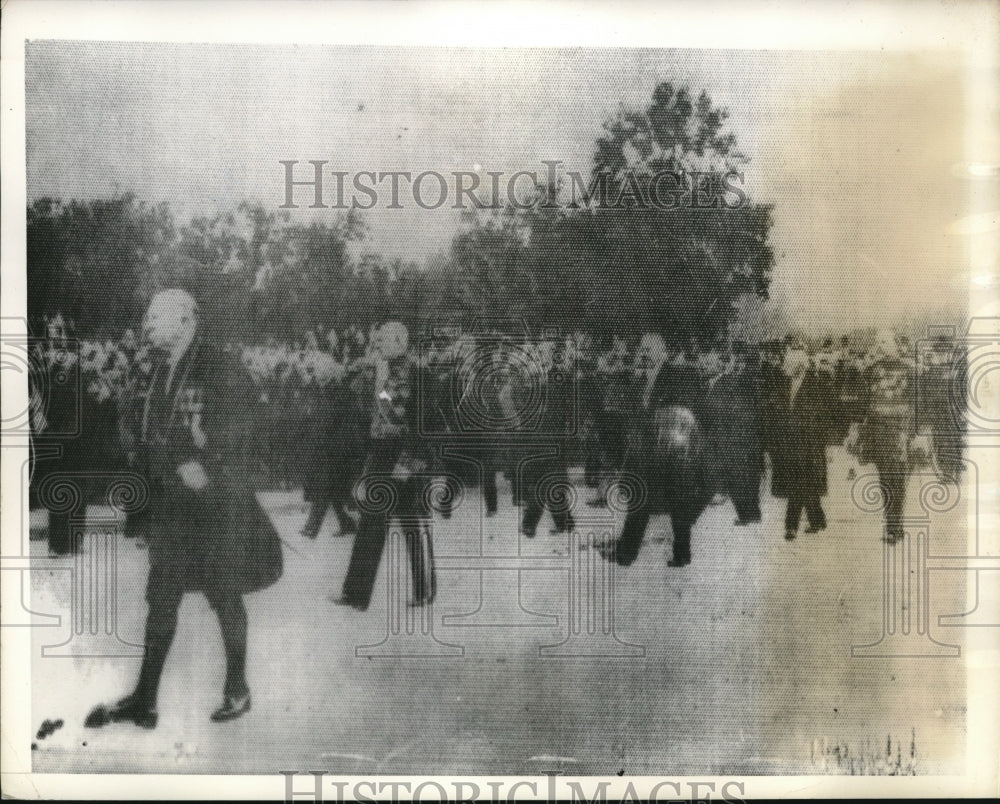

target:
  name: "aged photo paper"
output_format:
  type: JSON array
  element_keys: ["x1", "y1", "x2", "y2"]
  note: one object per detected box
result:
[{"x1": 2, "y1": 0, "x2": 998, "y2": 799}]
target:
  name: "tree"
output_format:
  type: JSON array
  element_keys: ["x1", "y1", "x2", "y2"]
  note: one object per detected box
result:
[
  {"x1": 430, "y1": 81, "x2": 775, "y2": 343},
  {"x1": 578, "y1": 81, "x2": 774, "y2": 342},
  {"x1": 27, "y1": 194, "x2": 175, "y2": 336}
]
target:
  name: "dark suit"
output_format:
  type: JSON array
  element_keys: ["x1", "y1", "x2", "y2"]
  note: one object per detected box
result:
[
  {"x1": 340, "y1": 357, "x2": 436, "y2": 610},
  {"x1": 702, "y1": 363, "x2": 763, "y2": 523},
  {"x1": 595, "y1": 358, "x2": 633, "y2": 476},
  {"x1": 32, "y1": 353, "x2": 87, "y2": 555},
  {"x1": 857, "y1": 356, "x2": 915, "y2": 538},
  {"x1": 612, "y1": 361, "x2": 710, "y2": 566},
  {"x1": 520, "y1": 367, "x2": 576, "y2": 537},
  {"x1": 129, "y1": 339, "x2": 282, "y2": 708},
  {"x1": 768, "y1": 369, "x2": 829, "y2": 534},
  {"x1": 302, "y1": 375, "x2": 365, "y2": 535}
]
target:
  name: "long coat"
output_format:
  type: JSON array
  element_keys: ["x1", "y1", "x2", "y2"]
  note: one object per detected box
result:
[
  {"x1": 356, "y1": 355, "x2": 434, "y2": 518},
  {"x1": 623, "y1": 362, "x2": 710, "y2": 514},
  {"x1": 132, "y1": 339, "x2": 283, "y2": 597},
  {"x1": 702, "y1": 364, "x2": 764, "y2": 492},
  {"x1": 857, "y1": 356, "x2": 914, "y2": 468},
  {"x1": 767, "y1": 370, "x2": 829, "y2": 499},
  {"x1": 302, "y1": 375, "x2": 367, "y2": 505}
]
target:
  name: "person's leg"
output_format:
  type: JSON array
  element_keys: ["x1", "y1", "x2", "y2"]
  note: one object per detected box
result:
[
  {"x1": 205, "y1": 588, "x2": 252, "y2": 722},
  {"x1": 548, "y1": 465, "x2": 575, "y2": 534},
  {"x1": 804, "y1": 494, "x2": 826, "y2": 532},
  {"x1": 404, "y1": 519, "x2": 436, "y2": 605},
  {"x1": 608, "y1": 500, "x2": 651, "y2": 566},
  {"x1": 423, "y1": 522, "x2": 437, "y2": 602},
  {"x1": 521, "y1": 497, "x2": 543, "y2": 536},
  {"x1": 785, "y1": 495, "x2": 803, "y2": 539},
  {"x1": 520, "y1": 461, "x2": 544, "y2": 536},
  {"x1": 584, "y1": 423, "x2": 601, "y2": 488},
  {"x1": 132, "y1": 568, "x2": 184, "y2": 711},
  {"x1": 47, "y1": 510, "x2": 72, "y2": 556},
  {"x1": 301, "y1": 499, "x2": 328, "y2": 540},
  {"x1": 509, "y1": 465, "x2": 522, "y2": 507},
  {"x1": 125, "y1": 504, "x2": 151, "y2": 540},
  {"x1": 86, "y1": 567, "x2": 182, "y2": 729},
  {"x1": 669, "y1": 508, "x2": 695, "y2": 566},
  {"x1": 338, "y1": 447, "x2": 396, "y2": 608},
  {"x1": 338, "y1": 512, "x2": 388, "y2": 610},
  {"x1": 483, "y1": 458, "x2": 498, "y2": 516},
  {"x1": 880, "y1": 461, "x2": 906, "y2": 539},
  {"x1": 328, "y1": 460, "x2": 358, "y2": 534},
  {"x1": 731, "y1": 462, "x2": 762, "y2": 524},
  {"x1": 505, "y1": 450, "x2": 523, "y2": 507},
  {"x1": 206, "y1": 589, "x2": 249, "y2": 700}
]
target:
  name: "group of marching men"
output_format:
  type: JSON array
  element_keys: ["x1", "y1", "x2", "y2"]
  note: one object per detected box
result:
[{"x1": 28, "y1": 291, "x2": 953, "y2": 730}]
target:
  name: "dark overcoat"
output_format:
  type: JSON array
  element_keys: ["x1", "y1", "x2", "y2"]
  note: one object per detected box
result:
[
  {"x1": 623, "y1": 362, "x2": 710, "y2": 514},
  {"x1": 302, "y1": 375, "x2": 367, "y2": 505},
  {"x1": 767, "y1": 370, "x2": 829, "y2": 499},
  {"x1": 702, "y1": 364, "x2": 764, "y2": 491},
  {"x1": 132, "y1": 339, "x2": 283, "y2": 597}
]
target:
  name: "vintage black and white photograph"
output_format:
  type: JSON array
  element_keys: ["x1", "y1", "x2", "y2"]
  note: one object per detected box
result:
[{"x1": 2, "y1": 1, "x2": 998, "y2": 799}]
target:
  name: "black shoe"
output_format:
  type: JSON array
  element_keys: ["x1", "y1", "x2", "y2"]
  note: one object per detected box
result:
[
  {"x1": 804, "y1": 525, "x2": 824, "y2": 534},
  {"x1": 596, "y1": 542, "x2": 627, "y2": 565},
  {"x1": 301, "y1": 515, "x2": 322, "y2": 540},
  {"x1": 522, "y1": 526, "x2": 536, "y2": 538},
  {"x1": 210, "y1": 692, "x2": 251, "y2": 723},
  {"x1": 784, "y1": 529, "x2": 797, "y2": 541},
  {"x1": 330, "y1": 594, "x2": 367, "y2": 611},
  {"x1": 84, "y1": 694, "x2": 157, "y2": 730},
  {"x1": 408, "y1": 594, "x2": 435, "y2": 608},
  {"x1": 485, "y1": 508, "x2": 497, "y2": 518},
  {"x1": 667, "y1": 556, "x2": 690, "y2": 567}
]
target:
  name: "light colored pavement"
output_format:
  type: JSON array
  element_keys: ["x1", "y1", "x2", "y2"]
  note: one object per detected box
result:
[{"x1": 29, "y1": 448, "x2": 968, "y2": 775}]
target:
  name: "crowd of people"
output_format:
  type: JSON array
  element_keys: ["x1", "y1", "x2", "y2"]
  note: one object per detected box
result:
[
  {"x1": 30, "y1": 311, "x2": 960, "y2": 553},
  {"x1": 27, "y1": 295, "x2": 961, "y2": 730}
]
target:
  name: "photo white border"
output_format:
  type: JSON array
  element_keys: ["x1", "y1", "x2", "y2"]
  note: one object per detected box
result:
[{"x1": 2, "y1": 0, "x2": 998, "y2": 799}]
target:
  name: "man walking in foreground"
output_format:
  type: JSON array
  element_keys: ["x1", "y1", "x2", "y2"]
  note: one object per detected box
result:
[{"x1": 85, "y1": 288, "x2": 283, "y2": 729}]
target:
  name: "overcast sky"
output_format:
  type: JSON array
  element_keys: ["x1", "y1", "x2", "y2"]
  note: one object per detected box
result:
[{"x1": 25, "y1": 42, "x2": 969, "y2": 335}]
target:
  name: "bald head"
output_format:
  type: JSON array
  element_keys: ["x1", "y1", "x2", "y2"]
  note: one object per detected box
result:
[
  {"x1": 376, "y1": 321, "x2": 409, "y2": 360},
  {"x1": 873, "y1": 329, "x2": 900, "y2": 360},
  {"x1": 636, "y1": 333, "x2": 667, "y2": 371},
  {"x1": 143, "y1": 289, "x2": 198, "y2": 355}
]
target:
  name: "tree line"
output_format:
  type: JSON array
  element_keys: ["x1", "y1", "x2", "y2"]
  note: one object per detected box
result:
[{"x1": 28, "y1": 82, "x2": 775, "y2": 345}]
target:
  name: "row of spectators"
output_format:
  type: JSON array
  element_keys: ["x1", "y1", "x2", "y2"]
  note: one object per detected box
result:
[{"x1": 28, "y1": 313, "x2": 961, "y2": 500}]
